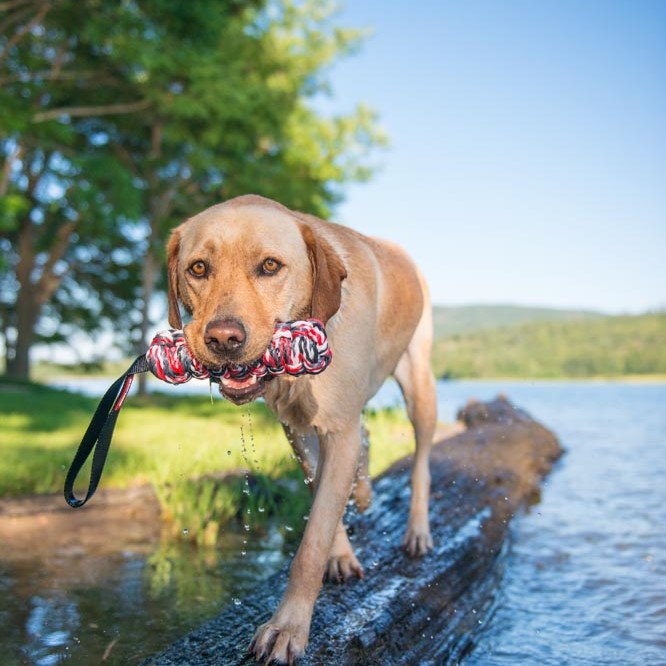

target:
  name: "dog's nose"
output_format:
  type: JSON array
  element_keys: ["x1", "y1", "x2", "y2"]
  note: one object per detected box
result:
[{"x1": 204, "y1": 319, "x2": 247, "y2": 353}]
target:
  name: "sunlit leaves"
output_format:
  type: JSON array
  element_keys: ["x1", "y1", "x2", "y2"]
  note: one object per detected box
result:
[{"x1": 0, "y1": 0, "x2": 385, "y2": 375}]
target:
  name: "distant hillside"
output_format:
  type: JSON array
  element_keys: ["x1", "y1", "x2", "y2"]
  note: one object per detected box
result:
[
  {"x1": 432, "y1": 304, "x2": 605, "y2": 339},
  {"x1": 431, "y1": 313, "x2": 666, "y2": 379}
]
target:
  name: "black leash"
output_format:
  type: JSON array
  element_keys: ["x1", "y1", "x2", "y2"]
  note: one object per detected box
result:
[{"x1": 63, "y1": 354, "x2": 148, "y2": 508}]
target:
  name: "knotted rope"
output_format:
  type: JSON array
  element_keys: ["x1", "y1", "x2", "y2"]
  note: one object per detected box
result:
[
  {"x1": 64, "y1": 319, "x2": 331, "y2": 508},
  {"x1": 148, "y1": 319, "x2": 331, "y2": 386}
]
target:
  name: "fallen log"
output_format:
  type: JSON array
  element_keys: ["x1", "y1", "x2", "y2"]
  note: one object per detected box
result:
[{"x1": 142, "y1": 396, "x2": 563, "y2": 665}]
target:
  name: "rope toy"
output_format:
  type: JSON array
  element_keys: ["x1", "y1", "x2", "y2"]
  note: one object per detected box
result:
[
  {"x1": 64, "y1": 319, "x2": 331, "y2": 508},
  {"x1": 148, "y1": 319, "x2": 331, "y2": 386}
]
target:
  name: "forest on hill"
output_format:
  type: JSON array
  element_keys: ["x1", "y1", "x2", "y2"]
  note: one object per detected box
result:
[
  {"x1": 431, "y1": 304, "x2": 605, "y2": 339},
  {"x1": 431, "y1": 310, "x2": 666, "y2": 379}
]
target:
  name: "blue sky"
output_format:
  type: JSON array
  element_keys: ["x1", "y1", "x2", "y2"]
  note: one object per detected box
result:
[{"x1": 317, "y1": 0, "x2": 666, "y2": 313}]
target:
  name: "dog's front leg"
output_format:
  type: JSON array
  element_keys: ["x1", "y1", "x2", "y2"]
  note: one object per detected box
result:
[{"x1": 250, "y1": 423, "x2": 361, "y2": 664}]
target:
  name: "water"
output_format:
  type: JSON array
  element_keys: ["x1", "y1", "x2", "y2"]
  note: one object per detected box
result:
[
  {"x1": 439, "y1": 381, "x2": 666, "y2": 666},
  {"x1": 3, "y1": 380, "x2": 666, "y2": 664},
  {"x1": 0, "y1": 527, "x2": 288, "y2": 666}
]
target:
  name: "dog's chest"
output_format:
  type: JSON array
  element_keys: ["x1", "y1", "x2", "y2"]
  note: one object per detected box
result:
[{"x1": 264, "y1": 377, "x2": 319, "y2": 433}]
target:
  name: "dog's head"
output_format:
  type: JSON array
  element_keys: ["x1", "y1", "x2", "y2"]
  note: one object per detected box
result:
[{"x1": 166, "y1": 195, "x2": 347, "y2": 404}]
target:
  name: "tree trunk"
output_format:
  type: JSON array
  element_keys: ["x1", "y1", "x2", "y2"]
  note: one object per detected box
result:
[
  {"x1": 135, "y1": 120, "x2": 169, "y2": 396},
  {"x1": 140, "y1": 397, "x2": 564, "y2": 666},
  {"x1": 6, "y1": 215, "x2": 76, "y2": 380},
  {"x1": 6, "y1": 294, "x2": 37, "y2": 380},
  {"x1": 136, "y1": 245, "x2": 157, "y2": 395},
  {"x1": 8, "y1": 217, "x2": 37, "y2": 380}
]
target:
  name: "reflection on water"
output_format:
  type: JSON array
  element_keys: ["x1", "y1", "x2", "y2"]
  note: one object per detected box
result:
[
  {"x1": 4, "y1": 380, "x2": 666, "y2": 665},
  {"x1": 1, "y1": 526, "x2": 287, "y2": 665}
]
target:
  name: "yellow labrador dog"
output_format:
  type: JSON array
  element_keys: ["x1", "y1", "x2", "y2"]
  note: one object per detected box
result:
[{"x1": 166, "y1": 195, "x2": 437, "y2": 664}]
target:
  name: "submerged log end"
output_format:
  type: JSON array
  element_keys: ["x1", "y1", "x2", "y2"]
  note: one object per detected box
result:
[{"x1": 142, "y1": 396, "x2": 563, "y2": 666}]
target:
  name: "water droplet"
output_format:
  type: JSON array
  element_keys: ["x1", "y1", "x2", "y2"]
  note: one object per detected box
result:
[
  {"x1": 258, "y1": 506, "x2": 265, "y2": 513},
  {"x1": 241, "y1": 550, "x2": 246, "y2": 556},
  {"x1": 244, "y1": 524, "x2": 250, "y2": 531},
  {"x1": 233, "y1": 598, "x2": 242, "y2": 606}
]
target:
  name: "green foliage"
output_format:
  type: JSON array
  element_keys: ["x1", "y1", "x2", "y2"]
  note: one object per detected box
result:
[
  {"x1": 432, "y1": 304, "x2": 606, "y2": 339},
  {"x1": 432, "y1": 313, "x2": 666, "y2": 379},
  {"x1": 0, "y1": 0, "x2": 385, "y2": 375},
  {"x1": 156, "y1": 470, "x2": 312, "y2": 547}
]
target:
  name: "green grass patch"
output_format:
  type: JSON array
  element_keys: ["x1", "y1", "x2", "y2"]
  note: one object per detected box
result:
[{"x1": 0, "y1": 379, "x2": 418, "y2": 543}]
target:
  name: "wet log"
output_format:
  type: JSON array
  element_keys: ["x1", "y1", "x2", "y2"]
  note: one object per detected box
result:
[{"x1": 142, "y1": 396, "x2": 563, "y2": 665}]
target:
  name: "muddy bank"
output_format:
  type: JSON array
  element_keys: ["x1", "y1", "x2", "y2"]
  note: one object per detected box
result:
[
  {"x1": 141, "y1": 396, "x2": 563, "y2": 665},
  {"x1": 0, "y1": 485, "x2": 161, "y2": 590}
]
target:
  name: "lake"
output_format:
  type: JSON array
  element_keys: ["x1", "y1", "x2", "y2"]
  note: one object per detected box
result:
[{"x1": 2, "y1": 379, "x2": 665, "y2": 665}]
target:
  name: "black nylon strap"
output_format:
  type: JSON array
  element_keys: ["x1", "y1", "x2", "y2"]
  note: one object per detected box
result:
[{"x1": 64, "y1": 354, "x2": 149, "y2": 508}]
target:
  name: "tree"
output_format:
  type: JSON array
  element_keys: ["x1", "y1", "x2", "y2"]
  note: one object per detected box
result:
[{"x1": 0, "y1": 0, "x2": 385, "y2": 380}]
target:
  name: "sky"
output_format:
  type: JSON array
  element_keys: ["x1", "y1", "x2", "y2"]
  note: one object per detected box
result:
[{"x1": 316, "y1": 0, "x2": 666, "y2": 313}]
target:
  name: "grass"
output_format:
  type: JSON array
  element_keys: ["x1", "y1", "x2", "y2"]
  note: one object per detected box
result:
[{"x1": 0, "y1": 378, "x2": 419, "y2": 544}]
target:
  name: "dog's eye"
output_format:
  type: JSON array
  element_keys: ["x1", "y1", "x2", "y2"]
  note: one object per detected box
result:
[
  {"x1": 188, "y1": 261, "x2": 208, "y2": 278},
  {"x1": 260, "y1": 258, "x2": 282, "y2": 275}
]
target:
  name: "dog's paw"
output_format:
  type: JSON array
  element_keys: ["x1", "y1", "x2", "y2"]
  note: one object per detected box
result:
[
  {"x1": 325, "y1": 552, "x2": 364, "y2": 583},
  {"x1": 249, "y1": 621, "x2": 308, "y2": 665},
  {"x1": 402, "y1": 524, "x2": 434, "y2": 557}
]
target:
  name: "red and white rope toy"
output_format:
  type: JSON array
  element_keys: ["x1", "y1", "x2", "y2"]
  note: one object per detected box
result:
[{"x1": 147, "y1": 318, "x2": 332, "y2": 387}]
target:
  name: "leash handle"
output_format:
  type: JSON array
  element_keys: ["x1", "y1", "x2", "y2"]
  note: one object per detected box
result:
[{"x1": 63, "y1": 355, "x2": 148, "y2": 508}]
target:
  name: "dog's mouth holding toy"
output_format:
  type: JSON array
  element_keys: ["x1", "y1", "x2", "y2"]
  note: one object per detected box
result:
[
  {"x1": 148, "y1": 319, "x2": 332, "y2": 406},
  {"x1": 216, "y1": 372, "x2": 266, "y2": 404}
]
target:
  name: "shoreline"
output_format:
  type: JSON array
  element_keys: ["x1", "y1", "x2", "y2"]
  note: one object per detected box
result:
[{"x1": 15, "y1": 372, "x2": 666, "y2": 388}]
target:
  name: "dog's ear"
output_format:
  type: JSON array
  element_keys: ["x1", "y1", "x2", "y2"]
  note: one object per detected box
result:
[
  {"x1": 299, "y1": 223, "x2": 347, "y2": 324},
  {"x1": 166, "y1": 227, "x2": 183, "y2": 329}
]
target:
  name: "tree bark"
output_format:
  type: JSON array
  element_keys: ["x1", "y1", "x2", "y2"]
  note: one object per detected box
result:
[
  {"x1": 8, "y1": 286, "x2": 37, "y2": 379},
  {"x1": 7, "y1": 215, "x2": 76, "y2": 380},
  {"x1": 135, "y1": 119, "x2": 178, "y2": 395},
  {"x1": 136, "y1": 245, "x2": 157, "y2": 395},
  {"x1": 141, "y1": 397, "x2": 563, "y2": 666},
  {"x1": 7, "y1": 216, "x2": 37, "y2": 379}
]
